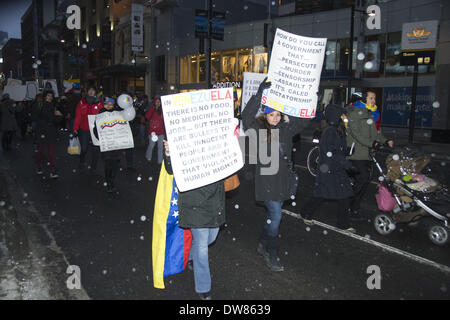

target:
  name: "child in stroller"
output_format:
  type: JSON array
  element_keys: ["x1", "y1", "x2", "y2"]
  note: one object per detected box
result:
[{"x1": 372, "y1": 147, "x2": 450, "y2": 246}]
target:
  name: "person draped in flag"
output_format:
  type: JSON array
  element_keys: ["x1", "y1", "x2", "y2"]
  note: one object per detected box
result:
[{"x1": 162, "y1": 139, "x2": 225, "y2": 300}]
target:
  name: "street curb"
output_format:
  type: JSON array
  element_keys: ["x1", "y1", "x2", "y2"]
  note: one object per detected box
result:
[{"x1": 0, "y1": 161, "x2": 90, "y2": 300}]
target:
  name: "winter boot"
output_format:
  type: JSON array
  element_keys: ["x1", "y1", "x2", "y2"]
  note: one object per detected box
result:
[
  {"x1": 257, "y1": 232, "x2": 269, "y2": 259},
  {"x1": 265, "y1": 236, "x2": 284, "y2": 272}
]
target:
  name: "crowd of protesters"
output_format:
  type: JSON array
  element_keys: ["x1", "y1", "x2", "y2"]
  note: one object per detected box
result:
[{"x1": 0, "y1": 78, "x2": 394, "y2": 300}]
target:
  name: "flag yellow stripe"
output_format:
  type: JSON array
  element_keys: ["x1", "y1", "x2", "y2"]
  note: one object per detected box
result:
[{"x1": 152, "y1": 160, "x2": 173, "y2": 289}]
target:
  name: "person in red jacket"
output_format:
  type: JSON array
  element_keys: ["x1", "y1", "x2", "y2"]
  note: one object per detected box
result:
[
  {"x1": 145, "y1": 97, "x2": 165, "y2": 164},
  {"x1": 73, "y1": 87, "x2": 104, "y2": 171}
]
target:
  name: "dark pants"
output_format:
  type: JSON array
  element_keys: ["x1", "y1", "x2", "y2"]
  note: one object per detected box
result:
[
  {"x1": 302, "y1": 197, "x2": 351, "y2": 229},
  {"x1": 2, "y1": 131, "x2": 14, "y2": 151},
  {"x1": 125, "y1": 148, "x2": 134, "y2": 168},
  {"x1": 36, "y1": 142, "x2": 56, "y2": 172},
  {"x1": 79, "y1": 129, "x2": 100, "y2": 169},
  {"x1": 104, "y1": 155, "x2": 119, "y2": 188},
  {"x1": 350, "y1": 160, "x2": 371, "y2": 211}
]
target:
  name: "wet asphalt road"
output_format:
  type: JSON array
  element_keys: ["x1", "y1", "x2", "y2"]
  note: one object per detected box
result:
[{"x1": 1, "y1": 132, "x2": 449, "y2": 300}]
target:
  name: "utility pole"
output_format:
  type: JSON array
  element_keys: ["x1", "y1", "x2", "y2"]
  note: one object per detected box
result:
[
  {"x1": 347, "y1": 4, "x2": 355, "y2": 104},
  {"x1": 408, "y1": 63, "x2": 419, "y2": 144}
]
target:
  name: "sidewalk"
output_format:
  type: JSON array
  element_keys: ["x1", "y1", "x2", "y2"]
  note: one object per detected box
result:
[{"x1": 0, "y1": 162, "x2": 90, "y2": 300}]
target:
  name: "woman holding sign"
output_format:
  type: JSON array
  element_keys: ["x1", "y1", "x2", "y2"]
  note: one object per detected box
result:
[
  {"x1": 162, "y1": 140, "x2": 225, "y2": 300},
  {"x1": 242, "y1": 78, "x2": 309, "y2": 272}
]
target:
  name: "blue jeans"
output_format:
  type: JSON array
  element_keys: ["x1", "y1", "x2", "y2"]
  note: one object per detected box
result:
[
  {"x1": 78, "y1": 129, "x2": 99, "y2": 168},
  {"x1": 263, "y1": 201, "x2": 283, "y2": 237},
  {"x1": 190, "y1": 227, "x2": 219, "y2": 294}
]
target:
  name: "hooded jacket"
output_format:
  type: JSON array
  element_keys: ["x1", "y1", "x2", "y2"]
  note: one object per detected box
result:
[
  {"x1": 73, "y1": 96, "x2": 104, "y2": 132},
  {"x1": 241, "y1": 91, "x2": 309, "y2": 202},
  {"x1": 31, "y1": 99, "x2": 62, "y2": 143},
  {"x1": 346, "y1": 104, "x2": 387, "y2": 161},
  {"x1": 0, "y1": 99, "x2": 18, "y2": 132},
  {"x1": 313, "y1": 104, "x2": 353, "y2": 200},
  {"x1": 145, "y1": 99, "x2": 165, "y2": 136}
]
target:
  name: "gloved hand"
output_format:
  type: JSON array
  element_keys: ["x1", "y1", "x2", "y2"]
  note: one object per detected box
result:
[
  {"x1": 257, "y1": 77, "x2": 271, "y2": 95},
  {"x1": 72, "y1": 131, "x2": 79, "y2": 138}
]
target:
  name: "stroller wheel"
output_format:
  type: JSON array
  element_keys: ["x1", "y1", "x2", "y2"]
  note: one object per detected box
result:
[
  {"x1": 428, "y1": 225, "x2": 449, "y2": 246},
  {"x1": 374, "y1": 214, "x2": 396, "y2": 235}
]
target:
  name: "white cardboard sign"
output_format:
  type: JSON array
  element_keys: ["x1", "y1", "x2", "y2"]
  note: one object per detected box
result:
[
  {"x1": 94, "y1": 111, "x2": 134, "y2": 152},
  {"x1": 262, "y1": 28, "x2": 326, "y2": 118},
  {"x1": 161, "y1": 88, "x2": 243, "y2": 192}
]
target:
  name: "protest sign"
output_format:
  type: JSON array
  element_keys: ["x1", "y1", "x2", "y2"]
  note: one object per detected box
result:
[
  {"x1": 242, "y1": 72, "x2": 267, "y2": 112},
  {"x1": 88, "y1": 115, "x2": 100, "y2": 146},
  {"x1": 161, "y1": 88, "x2": 243, "y2": 192},
  {"x1": 262, "y1": 28, "x2": 326, "y2": 118},
  {"x1": 94, "y1": 111, "x2": 134, "y2": 152},
  {"x1": 25, "y1": 81, "x2": 38, "y2": 100},
  {"x1": 3, "y1": 85, "x2": 27, "y2": 101},
  {"x1": 43, "y1": 79, "x2": 59, "y2": 97}
]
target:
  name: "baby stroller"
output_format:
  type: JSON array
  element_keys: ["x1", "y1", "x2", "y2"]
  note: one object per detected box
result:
[{"x1": 371, "y1": 146, "x2": 450, "y2": 246}]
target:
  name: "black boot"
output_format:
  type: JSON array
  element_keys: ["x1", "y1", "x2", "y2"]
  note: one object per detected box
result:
[
  {"x1": 265, "y1": 236, "x2": 284, "y2": 272},
  {"x1": 257, "y1": 232, "x2": 269, "y2": 259}
]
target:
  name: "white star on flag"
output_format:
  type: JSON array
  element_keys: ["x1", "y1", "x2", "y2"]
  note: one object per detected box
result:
[
  {"x1": 172, "y1": 211, "x2": 179, "y2": 218},
  {"x1": 171, "y1": 198, "x2": 178, "y2": 206}
]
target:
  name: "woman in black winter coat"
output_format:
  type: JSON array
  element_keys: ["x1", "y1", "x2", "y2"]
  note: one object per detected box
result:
[
  {"x1": 0, "y1": 94, "x2": 18, "y2": 151},
  {"x1": 32, "y1": 90, "x2": 63, "y2": 177},
  {"x1": 301, "y1": 104, "x2": 355, "y2": 232},
  {"x1": 241, "y1": 78, "x2": 309, "y2": 272}
]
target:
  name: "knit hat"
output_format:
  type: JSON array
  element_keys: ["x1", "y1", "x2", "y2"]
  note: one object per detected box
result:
[
  {"x1": 264, "y1": 106, "x2": 277, "y2": 114},
  {"x1": 105, "y1": 97, "x2": 115, "y2": 104}
]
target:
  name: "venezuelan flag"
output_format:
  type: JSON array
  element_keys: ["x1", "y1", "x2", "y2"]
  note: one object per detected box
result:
[{"x1": 152, "y1": 161, "x2": 192, "y2": 289}]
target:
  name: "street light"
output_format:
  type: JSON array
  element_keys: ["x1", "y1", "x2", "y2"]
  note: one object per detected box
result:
[{"x1": 347, "y1": 5, "x2": 374, "y2": 104}]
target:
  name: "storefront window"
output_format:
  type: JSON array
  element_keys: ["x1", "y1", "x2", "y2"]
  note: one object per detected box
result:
[
  {"x1": 237, "y1": 48, "x2": 252, "y2": 81},
  {"x1": 221, "y1": 50, "x2": 236, "y2": 82},
  {"x1": 253, "y1": 51, "x2": 268, "y2": 74},
  {"x1": 211, "y1": 52, "x2": 220, "y2": 82},
  {"x1": 362, "y1": 34, "x2": 386, "y2": 78},
  {"x1": 385, "y1": 32, "x2": 405, "y2": 75},
  {"x1": 189, "y1": 55, "x2": 198, "y2": 83},
  {"x1": 180, "y1": 56, "x2": 189, "y2": 84},
  {"x1": 199, "y1": 54, "x2": 206, "y2": 82},
  {"x1": 324, "y1": 40, "x2": 337, "y2": 77}
]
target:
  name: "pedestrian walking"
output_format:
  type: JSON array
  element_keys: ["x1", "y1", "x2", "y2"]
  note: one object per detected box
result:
[
  {"x1": 301, "y1": 104, "x2": 356, "y2": 232},
  {"x1": 241, "y1": 78, "x2": 309, "y2": 272},
  {"x1": 145, "y1": 97, "x2": 165, "y2": 165},
  {"x1": 346, "y1": 89, "x2": 394, "y2": 220},
  {"x1": 162, "y1": 139, "x2": 225, "y2": 300},
  {"x1": 73, "y1": 86, "x2": 103, "y2": 172},
  {"x1": 0, "y1": 93, "x2": 17, "y2": 151},
  {"x1": 93, "y1": 97, "x2": 122, "y2": 193},
  {"x1": 32, "y1": 90, "x2": 63, "y2": 178}
]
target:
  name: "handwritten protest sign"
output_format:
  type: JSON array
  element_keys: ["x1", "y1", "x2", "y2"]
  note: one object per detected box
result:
[
  {"x1": 94, "y1": 111, "x2": 134, "y2": 152},
  {"x1": 161, "y1": 88, "x2": 243, "y2": 192},
  {"x1": 88, "y1": 115, "x2": 100, "y2": 146},
  {"x1": 262, "y1": 28, "x2": 326, "y2": 118},
  {"x1": 242, "y1": 72, "x2": 268, "y2": 112}
]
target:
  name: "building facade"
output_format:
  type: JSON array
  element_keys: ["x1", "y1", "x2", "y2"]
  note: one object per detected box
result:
[
  {"x1": 2, "y1": 39, "x2": 23, "y2": 80},
  {"x1": 149, "y1": 0, "x2": 449, "y2": 134}
]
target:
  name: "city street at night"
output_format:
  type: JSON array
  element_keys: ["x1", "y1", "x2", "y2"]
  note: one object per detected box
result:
[{"x1": 1, "y1": 0, "x2": 450, "y2": 305}]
